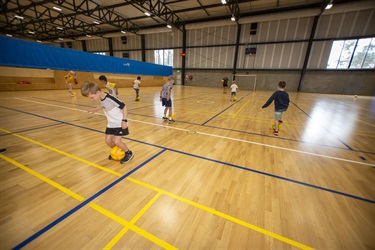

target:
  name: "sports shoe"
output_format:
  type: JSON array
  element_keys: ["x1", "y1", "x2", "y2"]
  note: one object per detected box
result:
[
  {"x1": 108, "y1": 155, "x2": 113, "y2": 160},
  {"x1": 162, "y1": 116, "x2": 168, "y2": 120},
  {"x1": 120, "y1": 151, "x2": 134, "y2": 164},
  {"x1": 168, "y1": 119, "x2": 175, "y2": 124},
  {"x1": 278, "y1": 120, "x2": 283, "y2": 124},
  {"x1": 273, "y1": 130, "x2": 279, "y2": 136},
  {"x1": 0, "y1": 148, "x2": 6, "y2": 154}
]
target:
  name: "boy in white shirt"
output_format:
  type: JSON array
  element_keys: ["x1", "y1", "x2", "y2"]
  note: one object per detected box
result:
[
  {"x1": 133, "y1": 76, "x2": 141, "y2": 101},
  {"x1": 230, "y1": 80, "x2": 239, "y2": 101}
]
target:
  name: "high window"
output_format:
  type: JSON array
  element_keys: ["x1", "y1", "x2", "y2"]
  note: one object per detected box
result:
[{"x1": 327, "y1": 38, "x2": 374, "y2": 69}]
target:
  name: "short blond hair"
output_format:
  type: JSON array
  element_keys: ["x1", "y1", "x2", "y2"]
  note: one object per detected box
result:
[
  {"x1": 168, "y1": 75, "x2": 175, "y2": 81},
  {"x1": 81, "y1": 81, "x2": 101, "y2": 97}
]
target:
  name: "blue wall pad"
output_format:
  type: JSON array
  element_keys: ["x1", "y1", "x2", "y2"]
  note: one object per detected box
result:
[{"x1": 0, "y1": 36, "x2": 172, "y2": 76}]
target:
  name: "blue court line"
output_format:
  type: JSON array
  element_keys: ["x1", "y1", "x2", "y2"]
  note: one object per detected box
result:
[
  {"x1": 0, "y1": 123, "x2": 62, "y2": 137},
  {"x1": 29, "y1": 95, "x2": 371, "y2": 154},
  {"x1": 201, "y1": 97, "x2": 244, "y2": 125},
  {"x1": 12, "y1": 148, "x2": 167, "y2": 250},
  {"x1": 2, "y1": 105, "x2": 374, "y2": 205},
  {"x1": 290, "y1": 101, "x2": 354, "y2": 151}
]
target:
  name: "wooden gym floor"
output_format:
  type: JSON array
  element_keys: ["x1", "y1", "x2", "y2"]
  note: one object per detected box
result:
[{"x1": 0, "y1": 86, "x2": 374, "y2": 250}]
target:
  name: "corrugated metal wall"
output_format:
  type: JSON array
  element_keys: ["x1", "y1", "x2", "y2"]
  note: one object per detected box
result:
[{"x1": 68, "y1": 8, "x2": 374, "y2": 71}]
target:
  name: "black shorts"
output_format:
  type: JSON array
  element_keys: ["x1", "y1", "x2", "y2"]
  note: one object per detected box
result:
[
  {"x1": 162, "y1": 98, "x2": 172, "y2": 107},
  {"x1": 105, "y1": 127, "x2": 129, "y2": 136},
  {"x1": 223, "y1": 83, "x2": 228, "y2": 87}
]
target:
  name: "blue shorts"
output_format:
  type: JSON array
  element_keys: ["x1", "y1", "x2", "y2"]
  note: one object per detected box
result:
[
  {"x1": 162, "y1": 98, "x2": 172, "y2": 107},
  {"x1": 231, "y1": 92, "x2": 236, "y2": 96},
  {"x1": 134, "y1": 88, "x2": 139, "y2": 95}
]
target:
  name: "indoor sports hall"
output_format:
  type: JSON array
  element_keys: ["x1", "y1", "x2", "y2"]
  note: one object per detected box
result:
[{"x1": 1, "y1": 0, "x2": 374, "y2": 250}]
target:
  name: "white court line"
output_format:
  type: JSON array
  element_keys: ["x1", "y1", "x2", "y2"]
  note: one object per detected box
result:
[{"x1": 13, "y1": 97, "x2": 375, "y2": 167}]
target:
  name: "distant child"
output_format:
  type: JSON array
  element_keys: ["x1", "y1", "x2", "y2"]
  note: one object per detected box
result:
[
  {"x1": 64, "y1": 71, "x2": 78, "y2": 97},
  {"x1": 222, "y1": 77, "x2": 229, "y2": 93},
  {"x1": 230, "y1": 80, "x2": 239, "y2": 101},
  {"x1": 160, "y1": 75, "x2": 175, "y2": 123},
  {"x1": 133, "y1": 76, "x2": 141, "y2": 101},
  {"x1": 262, "y1": 81, "x2": 290, "y2": 136},
  {"x1": 99, "y1": 75, "x2": 118, "y2": 98},
  {"x1": 81, "y1": 81, "x2": 133, "y2": 164}
]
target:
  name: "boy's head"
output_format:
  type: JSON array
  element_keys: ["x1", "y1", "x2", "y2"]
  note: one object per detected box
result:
[
  {"x1": 137, "y1": 76, "x2": 141, "y2": 80},
  {"x1": 168, "y1": 75, "x2": 175, "y2": 84},
  {"x1": 81, "y1": 81, "x2": 102, "y2": 101},
  {"x1": 278, "y1": 81, "x2": 287, "y2": 89},
  {"x1": 232, "y1": 80, "x2": 236, "y2": 84},
  {"x1": 99, "y1": 75, "x2": 107, "y2": 85}
]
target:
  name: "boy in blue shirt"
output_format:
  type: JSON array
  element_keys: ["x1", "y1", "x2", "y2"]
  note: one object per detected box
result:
[
  {"x1": 262, "y1": 81, "x2": 290, "y2": 136},
  {"x1": 160, "y1": 75, "x2": 175, "y2": 123}
]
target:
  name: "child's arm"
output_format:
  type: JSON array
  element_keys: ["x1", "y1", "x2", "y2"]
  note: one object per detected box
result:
[
  {"x1": 159, "y1": 88, "x2": 163, "y2": 101},
  {"x1": 88, "y1": 106, "x2": 102, "y2": 113},
  {"x1": 121, "y1": 105, "x2": 128, "y2": 129},
  {"x1": 115, "y1": 87, "x2": 119, "y2": 96},
  {"x1": 167, "y1": 86, "x2": 171, "y2": 100},
  {"x1": 262, "y1": 93, "x2": 276, "y2": 108}
]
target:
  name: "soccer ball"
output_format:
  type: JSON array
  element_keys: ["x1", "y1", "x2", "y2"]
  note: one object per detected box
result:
[
  {"x1": 136, "y1": 96, "x2": 140, "y2": 101},
  {"x1": 110, "y1": 146, "x2": 125, "y2": 161},
  {"x1": 233, "y1": 97, "x2": 238, "y2": 101}
]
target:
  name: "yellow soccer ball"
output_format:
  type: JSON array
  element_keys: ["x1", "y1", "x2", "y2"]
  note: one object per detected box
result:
[
  {"x1": 110, "y1": 146, "x2": 125, "y2": 161},
  {"x1": 233, "y1": 97, "x2": 238, "y2": 101}
]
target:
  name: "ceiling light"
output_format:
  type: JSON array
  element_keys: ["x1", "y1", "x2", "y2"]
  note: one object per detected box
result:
[
  {"x1": 167, "y1": 24, "x2": 172, "y2": 29},
  {"x1": 145, "y1": 12, "x2": 151, "y2": 16},
  {"x1": 121, "y1": 30, "x2": 126, "y2": 34},
  {"x1": 28, "y1": 31, "x2": 35, "y2": 34},
  {"x1": 325, "y1": 3, "x2": 333, "y2": 9},
  {"x1": 36, "y1": 40, "x2": 42, "y2": 43},
  {"x1": 93, "y1": 21, "x2": 100, "y2": 24},
  {"x1": 58, "y1": 37, "x2": 63, "y2": 40},
  {"x1": 231, "y1": 15, "x2": 235, "y2": 21},
  {"x1": 53, "y1": 6, "x2": 62, "y2": 11},
  {"x1": 86, "y1": 34, "x2": 91, "y2": 37},
  {"x1": 14, "y1": 15, "x2": 24, "y2": 19},
  {"x1": 6, "y1": 34, "x2": 13, "y2": 37},
  {"x1": 221, "y1": 0, "x2": 227, "y2": 4},
  {"x1": 57, "y1": 27, "x2": 63, "y2": 30}
]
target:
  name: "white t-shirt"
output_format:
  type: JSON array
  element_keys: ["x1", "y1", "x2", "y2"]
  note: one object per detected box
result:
[
  {"x1": 230, "y1": 84, "x2": 238, "y2": 92},
  {"x1": 101, "y1": 94, "x2": 125, "y2": 128},
  {"x1": 133, "y1": 79, "x2": 141, "y2": 89}
]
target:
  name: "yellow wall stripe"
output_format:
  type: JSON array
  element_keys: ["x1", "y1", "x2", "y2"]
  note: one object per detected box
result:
[
  {"x1": 127, "y1": 178, "x2": 314, "y2": 250},
  {"x1": 0, "y1": 127, "x2": 122, "y2": 177}
]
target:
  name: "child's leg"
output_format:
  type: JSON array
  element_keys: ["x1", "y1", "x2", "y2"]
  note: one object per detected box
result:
[
  {"x1": 168, "y1": 107, "x2": 173, "y2": 120},
  {"x1": 105, "y1": 134, "x2": 116, "y2": 147},
  {"x1": 274, "y1": 112, "x2": 282, "y2": 132},
  {"x1": 164, "y1": 107, "x2": 168, "y2": 117},
  {"x1": 113, "y1": 136, "x2": 129, "y2": 152}
]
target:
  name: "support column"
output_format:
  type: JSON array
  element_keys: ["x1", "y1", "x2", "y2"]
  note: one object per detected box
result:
[
  {"x1": 298, "y1": 15, "x2": 320, "y2": 92},
  {"x1": 232, "y1": 24, "x2": 242, "y2": 80},
  {"x1": 141, "y1": 35, "x2": 146, "y2": 62},
  {"x1": 108, "y1": 38, "x2": 113, "y2": 56},
  {"x1": 181, "y1": 26, "x2": 186, "y2": 85}
]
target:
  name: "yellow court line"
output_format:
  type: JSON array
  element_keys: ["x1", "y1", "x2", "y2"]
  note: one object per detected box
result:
[
  {"x1": 232, "y1": 99, "x2": 251, "y2": 118},
  {"x1": 90, "y1": 203, "x2": 178, "y2": 250},
  {"x1": 0, "y1": 155, "x2": 177, "y2": 250},
  {"x1": 0, "y1": 127, "x2": 122, "y2": 177},
  {"x1": 127, "y1": 178, "x2": 315, "y2": 250},
  {"x1": 0, "y1": 154, "x2": 85, "y2": 202},
  {"x1": 0, "y1": 126, "x2": 312, "y2": 249},
  {"x1": 103, "y1": 192, "x2": 163, "y2": 250}
]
